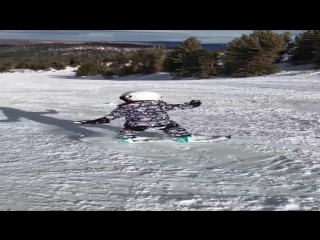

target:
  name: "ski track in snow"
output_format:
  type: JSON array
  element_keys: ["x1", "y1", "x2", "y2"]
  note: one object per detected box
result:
[{"x1": 1, "y1": 67, "x2": 320, "y2": 210}]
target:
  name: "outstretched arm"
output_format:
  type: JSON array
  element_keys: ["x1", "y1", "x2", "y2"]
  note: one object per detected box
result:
[
  {"x1": 160, "y1": 100, "x2": 201, "y2": 111},
  {"x1": 74, "y1": 105, "x2": 127, "y2": 125},
  {"x1": 74, "y1": 116, "x2": 110, "y2": 125},
  {"x1": 105, "y1": 105, "x2": 127, "y2": 120}
]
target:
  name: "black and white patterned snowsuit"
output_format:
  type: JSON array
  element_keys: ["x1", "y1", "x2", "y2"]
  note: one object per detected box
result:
[{"x1": 105, "y1": 100, "x2": 196, "y2": 138}]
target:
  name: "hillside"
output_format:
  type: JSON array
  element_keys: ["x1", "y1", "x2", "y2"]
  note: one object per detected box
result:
[{"x1": 1, "y1": 66, "x2": 320, "y2": 210}]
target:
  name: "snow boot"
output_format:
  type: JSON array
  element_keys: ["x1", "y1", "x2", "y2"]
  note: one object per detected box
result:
[
  {"x1": 119, "y1": 137, "x2": 134, "y2": 143},
  {"x1": 175, "y1": 135, "x2": 192, "y2": 142}
]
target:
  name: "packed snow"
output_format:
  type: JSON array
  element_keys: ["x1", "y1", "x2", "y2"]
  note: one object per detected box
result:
[{"x1": 1, "y1": 66, "x2": 320, "y2": 210}]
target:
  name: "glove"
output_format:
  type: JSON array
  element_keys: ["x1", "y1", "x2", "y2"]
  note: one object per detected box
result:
[
  {"x1": 74, "y1": 120, "x2": 96, "y2": 125},
  {"x1": 74, "y1": 117, "x2": 110, "y2": 125},
  {"x1": 189, "y1": 100, "x2": 201, "y2": 108}
]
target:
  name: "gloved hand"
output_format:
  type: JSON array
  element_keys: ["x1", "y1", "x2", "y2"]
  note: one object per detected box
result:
[
  {"x1": 74, "y1": 117, "x2": 110, "y2": 125},
  {"x1": 74, "y1": 120, "x2": 96, "y2": 125},
  {"x1": 189, "y1": 100, "x2": 201, "y2": 108}
]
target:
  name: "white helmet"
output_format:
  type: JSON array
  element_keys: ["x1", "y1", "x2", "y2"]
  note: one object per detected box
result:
[{"x1": 119, "y1": 91, "x2": 162, "y2": 103}]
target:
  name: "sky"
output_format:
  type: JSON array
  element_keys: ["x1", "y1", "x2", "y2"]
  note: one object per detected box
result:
[{"x1": 0, "y1": 30, "x2": 305, "y2": 43}]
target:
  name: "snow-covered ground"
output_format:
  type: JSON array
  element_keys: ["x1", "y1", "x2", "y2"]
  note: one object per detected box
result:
[{"x1": 1, "y1": 66, "x2": 320, "y2": 210}]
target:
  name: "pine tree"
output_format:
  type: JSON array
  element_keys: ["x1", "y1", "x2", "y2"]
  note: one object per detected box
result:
[
  {"x1": 223, "y1": 30, "x2": 287, "y2": 77},
  {"x1": 163, "y1": 50, "x2": 182, "y2": 73},
  {"x1": 196, "y1": 50, "x2": 219, "y2": 78},
  {"x1": 147, "y1": 47, "x2": 166, "y2": 74},
  {"x1": 290, "y1": 30, "x2": 320, "y2": 64},
  {"x1": 133, "y1": 46, "x2": 166, "y2": 75},
  {"x1": 170, "y1": 37, "x2": 204, "y2": 78},
  {"x1": 75, "y1": 59, "x2": 104, "y2": 76},
  {"x1": 69, "y1": 56, "x2": 82, "y2": 66},
  {"x1": 281, "y1": 31, "x2": 292, "y2": 48}
]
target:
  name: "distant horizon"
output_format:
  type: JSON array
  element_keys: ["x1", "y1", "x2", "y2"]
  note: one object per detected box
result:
[
  {"x1": 0, "y1": 38, "x2": 228, "y2": 43},
  {"x1": 0, "y1": 30, "x2": 305, "y2": 44}
]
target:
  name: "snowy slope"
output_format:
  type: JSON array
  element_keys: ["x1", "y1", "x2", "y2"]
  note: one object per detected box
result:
[{"x1": 1, "y1": 67, "x2": 320, "y2": 210}]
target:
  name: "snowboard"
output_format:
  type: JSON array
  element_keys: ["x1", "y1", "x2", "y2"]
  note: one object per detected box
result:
[{"x1": 118, "y1": 135, "x2": 231, "y2": 143}]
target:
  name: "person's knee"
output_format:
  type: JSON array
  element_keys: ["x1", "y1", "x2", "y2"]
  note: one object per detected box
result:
[
  {"x1": 169, "y1": 121, "x2": 178, "y2": 126},
  {"x1": 162, "y1": 121, "x2": 178, "y2": 129},
  {"x1": 125, "y1": 124, "x2": 148, "y2": 132}
]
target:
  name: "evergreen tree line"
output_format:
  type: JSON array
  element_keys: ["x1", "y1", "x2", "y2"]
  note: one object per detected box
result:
[
  {"x1": 0, "y1": 56, "x2": 83, "y2": 73},
  {"x1": 75, "y1": 45, "x2": 167, "y2": 78},
  {"x1": 1, "y1": 30, "x2": 320, "y2": 78},
  {"x1": 76, "y1": 30, "x2": 320, "y2": 78}
]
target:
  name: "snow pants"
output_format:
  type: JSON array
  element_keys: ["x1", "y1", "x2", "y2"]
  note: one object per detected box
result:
[{"x1": 117, "y1": 121, "x2": 191, "y2": 138}]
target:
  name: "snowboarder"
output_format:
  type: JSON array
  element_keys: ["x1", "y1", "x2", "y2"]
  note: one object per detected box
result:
[{"x1": 74, "y1": 91, "x2": 201, "y2": 142}]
